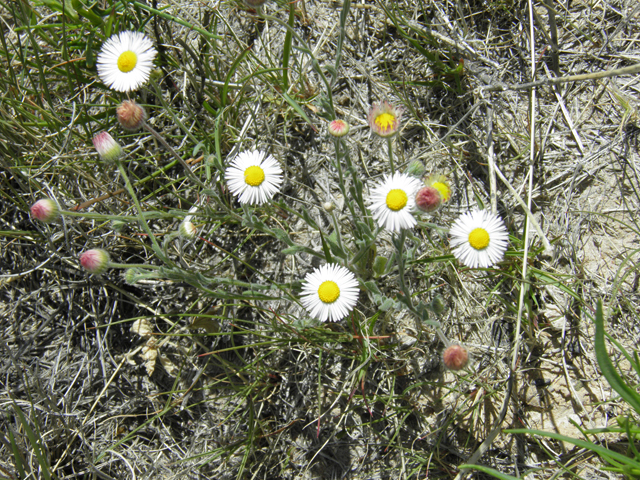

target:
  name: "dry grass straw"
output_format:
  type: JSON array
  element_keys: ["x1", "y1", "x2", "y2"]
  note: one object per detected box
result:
[{"x1": 1, "y1": 0, "x2": 640, "y2": 478}]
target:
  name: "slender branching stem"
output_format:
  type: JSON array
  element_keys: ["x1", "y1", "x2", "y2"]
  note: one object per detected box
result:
[{"x1": 116, "y1": 159, "x2": 172, "y2": 265}]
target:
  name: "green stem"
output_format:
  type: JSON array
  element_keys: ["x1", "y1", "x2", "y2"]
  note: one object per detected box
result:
[
  {"x1": 333, "y1": 140, "x2": 359, "y2": 234},
  {"x1": 109, "y1": 263, "x2": 161, "y2": 270},
  {"x1": 387, "y1": 137, "x2": 395, "y2": 174},
  {"x1": 330, "y1": 211, "x2": 344, "y2": 251},
  {"x1": 60, "y1": 210, "x2": 175, "y2": 222},
  {"x1": 342, "y1": 143, "x2": 372, "y2": 228},
  {"x1": 115, "y1": 159, "x2": 171, "y2": 265},
  {"x1": 394, "y1": 229, "x2": 439, "y2": 341}
]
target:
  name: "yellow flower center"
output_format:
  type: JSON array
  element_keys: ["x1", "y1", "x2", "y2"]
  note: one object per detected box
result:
[
  {"x1": 318, "y1": 280, "x2": 340, "y2": 304},
  {"x1": 386, "y1": 189, "x2": 407, "y2": 211},
  {"x1": 244, "y1": 165, "x2": 265, "y2": 186},
  {"x1": 375, "y1": 113, "x2": 395, "y2": 132},
  {"x1": 468, "y1": 228, "x2": 490, "y2": 250},
  {"x1": 432, "y1": 181, "x2": 451, "y2": 202},
  {"x1": 117, "y1": 51, "x2": 138, "y2": 73}
]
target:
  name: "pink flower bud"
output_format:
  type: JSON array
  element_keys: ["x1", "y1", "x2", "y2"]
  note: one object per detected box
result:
[
  {"x1": 415, "y1": 186, "x2": 442, "y2": 213},
  {"x1": 79, "y1": 249, "x2": 110, "y2": 274},
  {"x1": 328, "y1": 119, "x2": 350, "y2": 138},
  {"x1": 179, "y1": 220, "x2": 197, "y2": 240},
  {"x1": 443, "y1": 344, "x2": 469, "y2": 371},
  {"x1": 92, "y1": 131, "x2": 123, "y2": 163},
  {"x1": 116, "y1": 100, "x2": 146, "y2": 131},
  {"x1": 30, "y1": 199, "x2": 60, "y2": 223}
]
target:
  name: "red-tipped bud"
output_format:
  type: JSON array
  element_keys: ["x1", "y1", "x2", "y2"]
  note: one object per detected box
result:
[
  {"x1": 116, "y1": 100, "x2": 146, "y2": 131},
  {"x1": 30, "y1": 199, "x2": 60, "y2": 223},
  {"x1": 92, "y1": 131, "x2": 123, "y2": 162},
  {"x1": 179, "y1": 220, "x2": 197, "y2": 240},
  {"x1": 443, "y1": 344, "x2": 469, "y2": 371},
  {"x1": 328, "y1": 119, "x2": 350, "y2": 138},
  {"x1": 415, "y1": 186, "x2": 442, "y2": 213},
  {"x1": 79, "y1": 249, "x2": 110, "y2": 274}
]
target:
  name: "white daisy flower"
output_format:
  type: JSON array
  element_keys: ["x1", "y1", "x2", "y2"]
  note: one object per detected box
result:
[
  {"x1": 369, "y1": 172, "x2": 422, "y2": 232},
  {"x1": 449, "y1": 209, "x2": 509, "y2": 268},
  {"x1": 97, "y1": 31, "x2": 157, "y2": 92},
  {"x1": 301, "y1": 264, "x2": 360, "y2": 322},
  {"x1": 225, "y1": 150, "x2": 283, "y2": 205}
]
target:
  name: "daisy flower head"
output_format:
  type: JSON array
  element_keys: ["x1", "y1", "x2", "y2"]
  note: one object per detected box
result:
[
  {"x1": 225, "y1": 150, "x2": 283, "y2": 205},
  {"x1": 425, "y1": 174, "x2": 452, "y2": 203},
  {"x1": 369, "y1": 172, "x2": 422, "y2": 232},
  {"x1": 97, "y1": 31, "x2": 157, "y2": 92},
  {"x1": 301, "y1": 264, "x2": 359, "y2": 322},
  {"x1": 449, "y1": 209, "x2": 509, "y2": 268},
  {"x1": 368, "y1": 100, "x2": 402, "y2": 137}
]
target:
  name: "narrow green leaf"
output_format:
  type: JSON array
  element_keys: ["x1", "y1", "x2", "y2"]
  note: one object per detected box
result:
[
  {"x1": 11, "y1": 403, "x2": 52, "y2": 480},
  {"x1": 128, "y1": 1, "x2": 221, "y2": 40},
  {"x1": 282, "y1": 1, "x2": 294, "y2": 91},
  {"x1": 459, "y1": 464, "x2": 521, "y2": 480},
  {"x1": 7, "y1": 424, "x2": 27, "y2": 479},
  {"x1": 222, "y1": 47, "x2": 251, "y2": 108},
  {"x1": 282, "y1": 91, "x2": 314, "y2": 127},
  {"x1": 508, "y1": 427, "x2": 640, "y2": 470},
  {"x1": 594, "y1": 300, "x2": 640, "y2": 415},
  {"x1": 363, "y1": 280, "x2": 381, "y2": 295}
]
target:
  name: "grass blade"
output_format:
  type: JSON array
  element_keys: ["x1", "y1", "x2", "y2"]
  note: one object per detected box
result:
[
  {"x1": 594, "y1": 300, "x2": 640, "y2": 415},
  {"x1": 459, "y1": 464, "x2": 521, "y2": 480},
  {"x1": 11, "y1": 402, "x2": 52, "y2": 480},
  {"x1": 508, "y1": 428, "x2": 640, "y2": 470}
]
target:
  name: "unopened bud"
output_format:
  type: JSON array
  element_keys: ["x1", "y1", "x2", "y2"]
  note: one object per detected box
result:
[
  {"x1": 328, "y1": 119, "x2": 350, "y2": 138},
  {"x1": 124, "y1": 268, "x2": 138, "y2": 285},
  {"x1": 443, "y1": 344, "x2": 469, "y2": 371},
  {"x1": 323, "y1": 202, "x2": 336, "y2": 213},
  {"x1": 116, "y1": 100, "x2": 146, "y2": 131},
  {"x1": 179, "y1": 220, "x2": 197, "y2": 240},
  {"x1": 30, "y1": 199, "x2": 60, "y2": 223},
  {"x1": 79, "y1": 249, "x2": 110, "y2": 274},
  {"x1": 111, "y1": 220, "x2": 126, "y2": 232},
  {"x1": 405, "y1": 160, "x2": 425, "y2": 178},
  {"x1": 92, "y1": 131, "x2": 123, "y2": 162},
  {"x1": 415, "y1": 186, "x2": 442, "y2": 213},
  {"x1": 429, "y1": 295, "x2": 445, "y2": 315}
]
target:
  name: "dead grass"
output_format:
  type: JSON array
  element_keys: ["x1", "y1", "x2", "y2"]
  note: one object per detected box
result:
[{"x1": 1, "y1": 0, "x2": 640, "y2": 479}]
